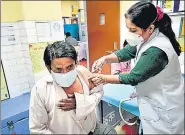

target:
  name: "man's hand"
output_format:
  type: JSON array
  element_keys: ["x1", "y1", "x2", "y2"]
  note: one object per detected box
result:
[{"x1": 57, "y1": 94, "x2": 76, "y2": 111}]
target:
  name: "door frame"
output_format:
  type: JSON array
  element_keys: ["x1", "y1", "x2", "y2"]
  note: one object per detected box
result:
[
  {"x1": 84, "y1": 1, "x2": 120, "y2": 71},
  {"x1": 83, "y1": 1, "x2": 90, "y2": 70}
]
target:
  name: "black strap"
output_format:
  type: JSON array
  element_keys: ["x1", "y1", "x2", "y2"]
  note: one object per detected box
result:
[{"x1": 88, "y1": 131, "x2": 94, "y2": 135}]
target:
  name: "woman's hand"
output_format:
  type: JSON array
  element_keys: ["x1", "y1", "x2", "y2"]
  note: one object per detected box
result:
[
  {"x1": 92, "y1": 56, "x2": 106, "y2": 73},
  {"x1": 57, "y1": 94, "x2": 76, "y2": 111},
  {"x1": 88, "y1": 73, "x2": 106, "y2": 86}
]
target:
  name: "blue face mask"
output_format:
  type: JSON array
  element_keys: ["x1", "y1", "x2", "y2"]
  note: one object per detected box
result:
[{"x1": 51, "y1": 68, "x2": 77, "y2": 87}]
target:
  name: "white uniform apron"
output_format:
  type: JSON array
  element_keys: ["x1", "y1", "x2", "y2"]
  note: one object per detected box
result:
[{"x1": 134, "y1": 29, "x2": 184, "y2": 134}]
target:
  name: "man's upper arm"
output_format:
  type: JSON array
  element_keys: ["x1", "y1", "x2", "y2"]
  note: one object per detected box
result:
[{"x1": 77, "y1": 65, "x2": 95, "y2": 89}]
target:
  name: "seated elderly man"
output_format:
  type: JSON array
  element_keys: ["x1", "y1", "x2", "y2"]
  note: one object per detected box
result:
[{"x1": 29, "y1": 41, "x2": 116, "y2": 134}]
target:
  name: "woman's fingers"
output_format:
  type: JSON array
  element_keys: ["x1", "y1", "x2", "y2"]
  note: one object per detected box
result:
[
  {"x1": 92, "y1": 61, "x2": 99, "y2": 72},
  {"x1": 92, "y1": 58, "x2": 104, "y2": 73},
  {"x1": 91, "y1": 77, "x2": 99, "y2": 82}
]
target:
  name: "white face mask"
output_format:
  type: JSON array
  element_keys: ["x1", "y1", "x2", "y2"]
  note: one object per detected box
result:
[
  {"x1": 51, "y1": 68, "x2": 77, "y2": 87},
  {"x1": 125, "y1": 31, "x2": 144, "y2": 46}
]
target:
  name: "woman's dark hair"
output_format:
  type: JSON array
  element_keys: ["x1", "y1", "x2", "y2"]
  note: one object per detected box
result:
[
  {"x1": 125, "y1": 1, "x2": 181, "y2": 56},
  {"x1": 123, "y1": 40, "x2": 129, "y2": 47},
  {"x1": 44, "y1": 41, "x2": 77, "y2": 68}
]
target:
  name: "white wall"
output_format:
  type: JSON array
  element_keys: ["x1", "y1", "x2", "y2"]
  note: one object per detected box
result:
[
  {"x1": 1, "y1": 21, "x2": 64, "y2": 98},
  {"x1": 1, "y1": 23, "x2": 31, "y2": 98},
  {"x1": 120, "y1": 1, "x2": 139, "y2": 49}
]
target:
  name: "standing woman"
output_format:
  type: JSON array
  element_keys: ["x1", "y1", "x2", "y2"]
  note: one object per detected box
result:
[{"x1": 90, "y1": 1, "x2": 184, "y2": 134}]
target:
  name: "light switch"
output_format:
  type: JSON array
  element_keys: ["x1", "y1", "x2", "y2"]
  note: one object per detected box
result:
[
  {"x1": 114, "y1": 42, "x2": 117, "y2": 50},
  {"x1": 100, "y1": 13, "x2": 105, "y2": 25}
]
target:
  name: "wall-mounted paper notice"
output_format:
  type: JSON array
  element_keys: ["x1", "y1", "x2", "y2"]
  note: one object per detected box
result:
[
  {"x1": 29, "y1": 43, "x2": 50, "y2": 82},
  {"x1": 51, "y1": 21, "x2": 65, "y2": 41},
  {"x1": 158, "y1": 0, "x2": 174, "y2": 13},
  {"x1": 1, "y1": 65, "x2": 10, "y2": 101},
  {"x1": 35, "y1": 21, "x2": 51, "y2": 37}
]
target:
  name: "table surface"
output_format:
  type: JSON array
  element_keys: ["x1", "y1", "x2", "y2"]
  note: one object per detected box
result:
[
  {"x1": 103, "y1": 84, "x2": 140, "y2": 117},
  {"x1": 1, "y1": 93, "x2": 30, "y2": 128}
]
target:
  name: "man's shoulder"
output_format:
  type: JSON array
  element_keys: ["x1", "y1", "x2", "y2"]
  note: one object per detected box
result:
[
  {"x1": 30, "y1": 75, "x2": 53, "y2": 104},
  {"x1": 32, "y1": 75, "x2": 53, "y2": 93},
  {"x1": 77, "y1": 65, "x2": 92, "y2": 77},
  {"x1": 77, "y1": 65, "x2": 93, "y2": 87}
]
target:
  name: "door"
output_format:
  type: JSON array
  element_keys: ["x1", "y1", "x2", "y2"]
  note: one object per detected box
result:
[{"x1": 86, "y1": 1, "x2": 120, "y2": 74}]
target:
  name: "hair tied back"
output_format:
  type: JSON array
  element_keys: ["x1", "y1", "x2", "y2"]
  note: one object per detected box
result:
[{"x1": 156, "y1": 6, "x2": 164, "y2": 21}]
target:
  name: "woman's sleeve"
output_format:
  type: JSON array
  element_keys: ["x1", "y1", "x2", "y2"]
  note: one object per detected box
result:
[
  {"x1": 114, "y1": 44, "x2": 137, "y2": 62},
  {"x1": 119, "y1": 47, "x2": 168, "y2": 86}
]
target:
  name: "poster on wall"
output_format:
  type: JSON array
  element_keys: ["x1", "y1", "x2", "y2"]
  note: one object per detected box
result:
[
  {"x1": 51, "y1": 21, "x2": 65, "y2": 41},
  {"x1": 1, "y1": 64, "x2": 10, "y2": 101},
  {"x1": 29, "y1": 43, "x2": 50, "y2": 83},
  {"x1": 158, "y1": 0, "x2": 174, "y2": 13},
  {"x1": 71, "y1": 4, "x2": 78, "y2": 16},
  {"x1": 35, "y1": 21, "x2": 51, "y2": 37},
  {"x1": 81, "y1": 23, "x2": 87, "y2": 42}
]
